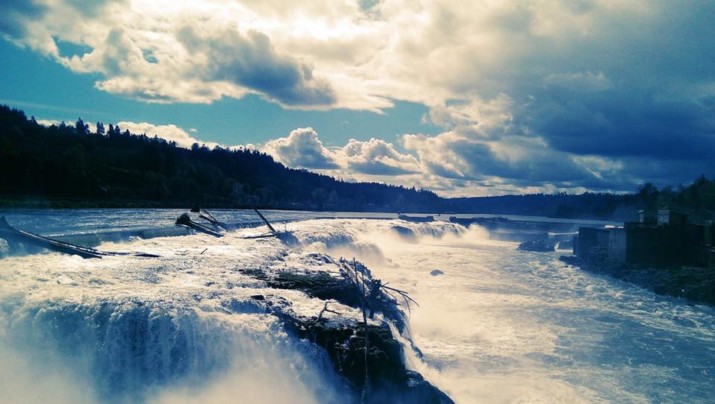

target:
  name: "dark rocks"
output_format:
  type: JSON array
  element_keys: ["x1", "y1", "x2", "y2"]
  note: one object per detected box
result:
[
  {"x1": 282, "y1": 317, "x2": 452, "y2": 404},
  {"x1": 239, "y1": 268, "x2": 267, "y2": 279},
  {"x1": 430, "y1": 269, "x2": 444, "y2": 276},
  {"x1": 398, "y1": 215, "x2": 434, "y2": 223},
  {"x1": 556, "y1": 236, "x2": 574, "y2": 250},
  {"x1": 518, "y1": 239, "x2": 556, "y2": 252},
  {"x1": 239, "y1": 267, "x2": 454, "y2": 403},
  {"x1": 296, "y1": 322, "x2": 404, "y2": 388},
  {"x1": 266, "y1": 270, "x2": 363, "y2": 308},
  {"x1": 560, "y1": 256, "x2": 715, "y2": 306}
]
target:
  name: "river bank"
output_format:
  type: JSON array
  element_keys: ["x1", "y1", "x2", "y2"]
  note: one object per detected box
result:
[{"x1": 560, "y1": 256, "x2": 715, "y2": 306}]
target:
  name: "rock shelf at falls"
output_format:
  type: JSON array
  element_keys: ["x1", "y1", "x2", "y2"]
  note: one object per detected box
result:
[
  {"x1": 239, "y1": 261, "x2": 452, "y2": 403},
  {"x1": 4, "y1": 212, "x2": 715, "y2": 403},
  {"x1": 0, "y1": 217, "x2": 454, "y2": 403}
]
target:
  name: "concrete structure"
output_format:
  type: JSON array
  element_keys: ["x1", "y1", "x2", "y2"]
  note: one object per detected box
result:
[
  {"x1": 657, "y1": 209, "x2": 688, "y2": 227},
  {"x1": 608, "y1": 228, "x2": 626, "y2": 263},
  {"x1": 574, "y1": 210, "x2": 715, "y2": 269}
]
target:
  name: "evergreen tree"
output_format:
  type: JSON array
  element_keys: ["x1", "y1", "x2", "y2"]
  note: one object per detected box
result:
[{"x1": 75, "y1": 118, "x2": 89, "y2": 136}]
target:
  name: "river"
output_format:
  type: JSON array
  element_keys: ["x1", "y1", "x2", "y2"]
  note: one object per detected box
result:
[{"x1": 0, "y1": 210, "x2": 713, "y2": 403}]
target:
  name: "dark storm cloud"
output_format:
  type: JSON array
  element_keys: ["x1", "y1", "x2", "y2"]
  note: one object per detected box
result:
[
  {"x1": 522, "y1": 91, "x2": 715, "y2": 160},
  {"x1": 517, "y1": 2, "x2": 715, "y2": 163},
  {"x1": 406, "y1": 1, "x2": 715, "y2": 193}
]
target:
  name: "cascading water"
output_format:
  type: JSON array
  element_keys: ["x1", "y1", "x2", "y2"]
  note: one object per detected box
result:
[
  {"x1": 301, "y1": 219, "x2": 715, "y2": 403},
  {"x1": 0, "y1": 219, "x2": 359, "y2": 403},
  {"x1": 1, "y1": 211, "x2": 714, "y2": 403}
]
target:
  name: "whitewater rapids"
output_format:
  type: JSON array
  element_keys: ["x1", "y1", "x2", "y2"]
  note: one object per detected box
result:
[{"x1": 1, "y1": 213, "x2": 714, "y2": 403}]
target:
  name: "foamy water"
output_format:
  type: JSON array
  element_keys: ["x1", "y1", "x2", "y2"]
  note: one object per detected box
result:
[
  {"x1": 1, "y1": 211, "x2": 713, "y2": 403},
  {"x1": 299, "y1": 220, "x2": 715, "y2": 403}
]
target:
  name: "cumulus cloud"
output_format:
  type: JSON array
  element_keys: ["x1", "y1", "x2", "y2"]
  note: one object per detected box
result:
[
  {"x1": 402, "y1": 131, "x2": 628, "y2": 192},
  {"x1": 261, "y1": 127, "x2": 610, "y2": 196},
  {"x1": 263, "y1": 128, "x2": 337, "y2": 169},
  {"x1": 263, "y1": 129, "x2": 421, "y2": 177},
  {"x1": 3, "y1": 0, "x2": 336, "y2": 107},
  {"x1": 342, "y1": 138, "x2": 421, "y2": 175},
  {"x1": 3, "y1": 0, "x2": 715, "y2": 194}
]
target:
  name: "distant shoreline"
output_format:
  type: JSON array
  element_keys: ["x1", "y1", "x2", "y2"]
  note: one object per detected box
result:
[
  {"x1": 0, "y1": 198, "x2": 626, "y2": 223},
  {"x1": 0, "y1": 197, "x2": 361, "y2": 212},
  {"x1": 0, "y1": 197, "x2": 254, "y2": 210}
]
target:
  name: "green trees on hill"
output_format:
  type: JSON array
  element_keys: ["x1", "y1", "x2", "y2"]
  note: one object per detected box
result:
[
  {"x1": 0, "y1": 105, "x2": 439, "y2": 211},
  {"x1": 637, "y1": 176, "x2": 715, "y2": 214},
  {"x1": 0, "y1": 104, "x2": 712, "y2": 218}
]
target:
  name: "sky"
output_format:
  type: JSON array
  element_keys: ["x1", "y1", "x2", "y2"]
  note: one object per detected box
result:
[{"x1": 1, "y1": 0, "x2": 713, "y2": 197}]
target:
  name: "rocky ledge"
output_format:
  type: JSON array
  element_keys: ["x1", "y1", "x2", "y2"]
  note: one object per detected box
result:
[
  {"x1": 561, "y1": 256, "x2": 715, "y2": 306},
  {"x1": 239, "y1": 260, "x2": 453, "y2": 404}
]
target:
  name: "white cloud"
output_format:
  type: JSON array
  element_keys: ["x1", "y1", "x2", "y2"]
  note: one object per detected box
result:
[
  {"x1": 37, "y1": 119, "x2": 97, "y2": 134},
  {"x1": 341, "y1": 138, "x2": 421, "y2": 175},
  {"x1": 2, "y1": 0, "x2": 684, "y2": 110},
  {"x1": 35, "y1": 118, "x2": 211, "y2": 150},
  {"x1": 5, "y1": 0, "x2": 336, "y2": 107},
  {"x1": 3, "y1": 0, "x2": 715, "y2": 194},
  {"x1": 260, "y1": 127, "x2": 603, "y2": 196},
  {"x1": 262, "y1": 128, "x2": 421, "y2": 176},
  {"x1": 116, "y1": 121, "x2": 219, "y2": 149},
  {"x1": 36, "y1": 119, "x2": 60, "y2": 127},
  {"x1": 263, "y1": 128, "x2": 337, "y2": 169},
  {"x1": 4, "y1": 1, "x2": 713, "y2": 111}
]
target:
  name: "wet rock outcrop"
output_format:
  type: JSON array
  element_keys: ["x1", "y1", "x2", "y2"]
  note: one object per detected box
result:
[{"x1": 240, "y1": 265, "x2": 453, "y2": 404}]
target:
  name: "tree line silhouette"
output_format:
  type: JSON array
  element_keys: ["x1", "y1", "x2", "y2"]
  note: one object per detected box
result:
[
  {"x1": 0, "y1": 104, "x2": 712, "y2": 219},
  {"x1": 0, "y1": 105, "x2": 440, "y2": 211}
]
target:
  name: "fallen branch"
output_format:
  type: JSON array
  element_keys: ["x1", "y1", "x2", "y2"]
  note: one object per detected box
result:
[
  {"x1": 195, "y1": 209, "x2": 228, "y2": 230},
  {"x1": 308, "y1": 302, "x2": 341, "y2": 326},
  {"x1": 254, "y1": 209, "x2": 277, "y2": 235},
  {"x1": 336, "y1": 257, "x2": 422, "y2": 403},
  {"x1": 382, "y1": 284, "x2": 420, "y2": 314},
  {"x1": 0, "y1": 217, "x2": 160, "y2": 259},
  {"x1": 338, "y1": 258, "x2": 419, "y2": 315},
  {"x1": 176, "y1": 213, "x2": 223, "y2": 237}
]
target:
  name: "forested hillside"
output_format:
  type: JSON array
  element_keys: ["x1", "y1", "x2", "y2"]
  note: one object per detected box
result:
[
  {"x1": 0, "y1": 105, "x2": 439, "y2": 211},
  {"x1": 1, "y1": 104, "x2": 713, "y2": 220}
]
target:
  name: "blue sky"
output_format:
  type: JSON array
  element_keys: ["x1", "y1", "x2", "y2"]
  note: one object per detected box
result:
[
  {"x1": 0, "y1": 40, "x2": 439, "y2": 148},
  {"x1": 1, "y1": 0, "x2": 714, "y2": 196}
]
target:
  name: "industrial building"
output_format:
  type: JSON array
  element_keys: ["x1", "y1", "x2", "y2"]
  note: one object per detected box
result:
[{"x1": 574, "y1": 209, "x2": 715, "y2": 268}]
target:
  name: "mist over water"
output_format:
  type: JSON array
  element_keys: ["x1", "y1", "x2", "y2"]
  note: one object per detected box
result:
[
  {"x1": 309, "y1": 221, "x2": 715, "y2": 403},
  {"x1": 1, "y1": 211, "x2": 714, "y2": 403}
]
